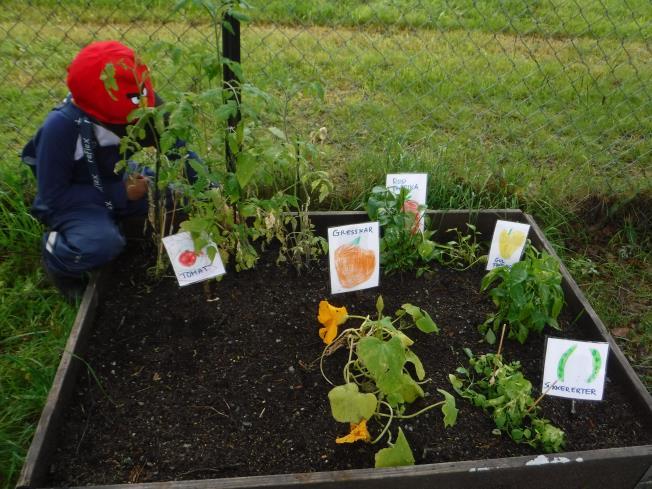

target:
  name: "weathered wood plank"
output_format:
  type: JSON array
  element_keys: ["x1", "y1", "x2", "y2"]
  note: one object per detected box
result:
[
  {"x1": 46, "y1": 446, "x2": 652, "y2": 489},
  {"x1": 16, "y1": 270, "x2": 105, "y2": 489}
]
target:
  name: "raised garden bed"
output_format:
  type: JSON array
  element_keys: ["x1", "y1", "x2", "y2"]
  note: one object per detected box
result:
[{"x1": 17, "y1": 210, "x2": 652, "y2": 489}]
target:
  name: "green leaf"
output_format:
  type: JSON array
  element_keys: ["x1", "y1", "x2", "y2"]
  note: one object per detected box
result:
[
  {"x1": 229, "y1": 10, "x2": 251, "y2": 23},
  {"x1": 99, "y1": 63, "x2": 119, "y2": 101},
  {"x1": 448, "y1": 374, "x2": 463, "y2": 393},
  {"x1": 357, "y1": 337, "x2": 406, "y2": 401},
  {"x1": 510, "y1": 262, "x2": 529, "y2": 283},
  {"x1": 394, "y1": 373, "x2": 424, "y2": 404},
  {"x1": 206, "y1": 245, "x2": 217, "y2": 263},
  {"x1": 401, "y1": 304, "x2": 439, "y2": 334},
  {"x1": 417, "y1": 240, "x2": 436, "y2": 260},
  {"x1": 374, "y1": 428, "x2": 415, "y2": 468},
  {"x1": 328, "y1": 383, "x2": 377, "y2": 423},
  {"x1": 224, "y1": 174, "x2": 241, "y2": 202},
  {"x1": 437, "y1": 389, "x2": 458, "y2": 428},
  {"x1": 235, "y1": 152, "x2": 257, "y2": 187},
  {"x1": 416, "y1": 311, "x2": 439, "y2": 334},
  {"x1": 405, "y1": 349, "x2": 425, "y2": 380},
  {"x1": 215, "y1": 102, "x2": 236, "y2": 122},
  {"x1": 485, "y1": 328, "x2": 497, "y2": 345},
  {"x1": 379, "y1": 319, "x2": 414, "y2": 347},
  {"x1": 222, "y1": 18, "x2": 235, "y2": 35}
]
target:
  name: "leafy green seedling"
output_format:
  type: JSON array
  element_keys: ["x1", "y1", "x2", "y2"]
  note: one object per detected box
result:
[
  {"x1": 480, "y1": 246, "x2": 564, "y2": 344},
  {"x1": 449, "y1": 350, "x2": 565, "y2": 453}
]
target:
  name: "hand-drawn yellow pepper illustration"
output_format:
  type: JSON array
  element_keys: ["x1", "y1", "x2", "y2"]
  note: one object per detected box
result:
[{"x1": 498, "y1": 228, "x2": 526, "y2": 259}]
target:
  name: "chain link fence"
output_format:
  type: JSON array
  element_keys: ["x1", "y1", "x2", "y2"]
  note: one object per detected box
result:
[{"x1": 1, "y1": 1, "x2": 650, "y2": 208}]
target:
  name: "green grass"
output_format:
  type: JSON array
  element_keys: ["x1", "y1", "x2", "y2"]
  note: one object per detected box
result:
[
  {"x1": 0, "y1": 169, "x2": 76, "y2": 487},
  {"x1": 0, "y1": 2, "x2": 650, "y2": 487},
  {"x1": 2, "y1": 0, "x2": 651, "y2": 39}
]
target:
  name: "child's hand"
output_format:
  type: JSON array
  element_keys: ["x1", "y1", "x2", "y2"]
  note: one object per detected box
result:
[{"x1": 125, "y1": 174, "x2": 149, "y2": 201}]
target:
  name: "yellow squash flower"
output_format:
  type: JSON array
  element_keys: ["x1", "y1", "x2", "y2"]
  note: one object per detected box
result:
[
  {"x1": 318, "y1": 300, "x2": 348, "y2": 345},
  {"x1": 335, "y1": 419, "x2": 371, "y2": 444}
]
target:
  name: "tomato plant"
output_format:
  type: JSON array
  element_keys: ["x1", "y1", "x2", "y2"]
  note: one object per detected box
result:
[{"x1": 109, "y1": 0, "x2": 332, "y2": 275}]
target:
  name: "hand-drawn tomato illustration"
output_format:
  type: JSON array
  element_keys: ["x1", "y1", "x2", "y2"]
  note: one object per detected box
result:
[
  {"x1": 335, "y1": 237, "x2": 375, "y2": 288},
  {"x1": 178, "y1": 250, "x2": 200, "y2": 267},
  {"x1": 401, "y1": 199, "x2": 421, "y2": 233}
]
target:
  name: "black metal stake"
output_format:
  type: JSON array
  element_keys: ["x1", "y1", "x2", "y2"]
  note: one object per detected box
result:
[{"x1": 222, "y1": 12, "x2": 241, "y2": 174}]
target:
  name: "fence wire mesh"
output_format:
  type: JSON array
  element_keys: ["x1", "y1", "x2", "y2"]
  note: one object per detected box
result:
[{"x1": 1, "y1": 0, "x2": 650, "y2": 206}]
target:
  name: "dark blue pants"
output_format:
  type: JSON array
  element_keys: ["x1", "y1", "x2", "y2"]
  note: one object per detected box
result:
[{"x1": 42, "y1": 199, "x2": 147, "y2": 279}]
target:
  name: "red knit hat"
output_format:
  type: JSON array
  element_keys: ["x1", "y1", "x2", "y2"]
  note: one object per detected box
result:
[{"x1": 67, "y1": 40, "x2": 155, "y2": 124}]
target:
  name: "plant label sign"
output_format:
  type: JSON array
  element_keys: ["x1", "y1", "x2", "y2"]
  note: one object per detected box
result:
[
  {"x1": 542, "y1": 337, "x2": 609, "y2": 401},
  {"x1": 486, "y1": 220, "x2": 530, "y2": 270},
  {"x1": 162, "y1": 231, "x2": 226, "y2": 287},
  {"x1": 328, "y1": 222, "x2": 380, "y2": 294},
  {"x1": 386, "y1": 173, "x2": 428, "y2": 232}
]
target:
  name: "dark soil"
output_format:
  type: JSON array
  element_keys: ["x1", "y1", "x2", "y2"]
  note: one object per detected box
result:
[{"x1": 47, "y1": 237, "x2": 652, "y2": 486}]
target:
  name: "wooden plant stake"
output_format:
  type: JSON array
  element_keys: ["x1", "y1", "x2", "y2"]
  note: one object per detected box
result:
[
  {"x1": 528, "y1": 380, "x2": 558, "y2": 414},
  {"x1": 489, "y1": 324, "x2": 507, "y2": 386}
]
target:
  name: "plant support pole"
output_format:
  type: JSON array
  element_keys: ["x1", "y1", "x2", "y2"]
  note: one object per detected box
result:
[{"x1": 223, "y1": 12, "x2": 241, "y2": 173}]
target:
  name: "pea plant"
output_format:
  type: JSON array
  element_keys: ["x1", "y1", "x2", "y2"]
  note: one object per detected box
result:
[
  {"x1": 449, "y1": 348, "x2": 566, "y2": 453},
  {"x1": 109, "y1": 0, "x2": 331, "y2": 274},
  {"x1": 366, "y1": 186, "x2": 484, "y2": 276},
  {"x1": 479, "y1": 246, "x2": 565, "y2": 344},
  {"x1": 318, "y1": 296, "x2": 458, "y2": 468}
]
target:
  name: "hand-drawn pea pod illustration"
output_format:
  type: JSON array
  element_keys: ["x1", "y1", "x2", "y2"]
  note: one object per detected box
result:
[
  {"x1": 587, "y1": 348, "x2": 602, "y2": 383},
  {"x1": 557, "y1": 345, "x2": 577, "y2": 381}
]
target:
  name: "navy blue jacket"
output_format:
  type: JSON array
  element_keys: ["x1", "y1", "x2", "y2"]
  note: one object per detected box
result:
[{"x1": 24, "y1": 101, "x2": 131, "y2": 223}]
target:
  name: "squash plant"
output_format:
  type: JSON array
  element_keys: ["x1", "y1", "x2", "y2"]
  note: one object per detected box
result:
[
  {"x1": 318, "y1": 296, "x2": 458, "y2": 467},
  {"x1": 109, "y1": 0, "x2": 331, "y2": 274}
]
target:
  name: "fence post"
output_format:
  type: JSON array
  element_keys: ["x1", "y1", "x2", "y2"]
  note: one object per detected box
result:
[{"x1": 222, "y1": 12, "x2": 241, "y2": 174}]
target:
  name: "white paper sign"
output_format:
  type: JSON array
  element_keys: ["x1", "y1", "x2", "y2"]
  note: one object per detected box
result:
[
  {"x1": 328, "y1": 222, "x2": 380, "y2": 294},
  {"x1": 486, "y1": 220, "x2": 531, "y2": 270},
  {"x1": 542, "y1": 337, "x2": 609, "y2": 401},
  {"x1": 386, "y1": 173, "x2": 428, "y2": 231},
  {"x1": 162, "y1": 231, "x2": 226, "y2": 287}
]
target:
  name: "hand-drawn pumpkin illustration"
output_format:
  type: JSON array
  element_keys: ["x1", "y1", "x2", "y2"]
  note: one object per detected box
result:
[
  {"x1": 335, "y1": 238, "x2": 375, "y2": 288},
  {"x1": 498, "y1": 229, "x2": 526, "y2": 259}
]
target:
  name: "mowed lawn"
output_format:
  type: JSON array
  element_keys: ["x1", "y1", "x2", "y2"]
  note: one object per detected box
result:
[{"x1": 1, "y1": 1, "x2": 650, "y2": 487}]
